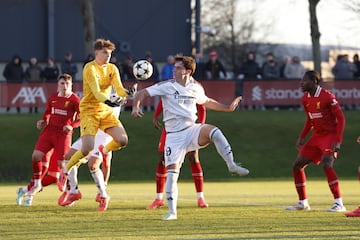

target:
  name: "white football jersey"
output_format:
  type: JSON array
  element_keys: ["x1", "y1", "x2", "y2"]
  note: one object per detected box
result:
[{"x1": 146, "y1": 79, "x2": 208, "y2": 132}]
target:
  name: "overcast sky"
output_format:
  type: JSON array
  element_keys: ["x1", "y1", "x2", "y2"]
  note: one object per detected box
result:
[{"x1": 256, "y1": 0, "x2": 359, "y2": 48}]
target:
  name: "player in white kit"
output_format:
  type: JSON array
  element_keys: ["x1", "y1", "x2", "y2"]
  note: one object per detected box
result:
[{"x1": 131, "y1": 55, "x2": 249, "y2": 220}]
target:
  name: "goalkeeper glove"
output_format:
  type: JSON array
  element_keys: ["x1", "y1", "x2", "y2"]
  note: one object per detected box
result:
[
  {"x1": 104, "y1": 97, "x2": 127, "y2": 107},
  {"x1": 126, "y1": 83, "x2": 138, "y2": 97}
]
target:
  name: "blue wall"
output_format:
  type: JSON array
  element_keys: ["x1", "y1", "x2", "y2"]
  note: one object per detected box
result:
[{"x1": 0, "y1": 0, "x2": 192, "y2": 62}]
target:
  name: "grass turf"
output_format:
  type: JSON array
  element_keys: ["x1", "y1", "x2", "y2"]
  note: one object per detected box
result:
[
  {"x1": 2, "y1": 180, "x2": 360, "y2": 239},
  {"x1": 2, "y1": 110, "x2": 360, "y2": 182}
]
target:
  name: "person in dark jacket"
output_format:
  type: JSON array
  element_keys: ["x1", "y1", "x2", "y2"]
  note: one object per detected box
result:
[
  {"x1": 204, "y1": 51, "x2": 227, "y2": 80},
  {"x1": 42, "y1": 57, "x2": 60, "y2": 82},
  {"x1": 61, "y1": 52, "x2": 78, "y2": 81},
  {"x1": 3, "y1": 55, "x2": 24, "y2": 113}
]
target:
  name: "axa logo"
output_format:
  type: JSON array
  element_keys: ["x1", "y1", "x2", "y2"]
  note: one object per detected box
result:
[{"x1": 11, "y1": 87, "x2": 47, "y2": 104}]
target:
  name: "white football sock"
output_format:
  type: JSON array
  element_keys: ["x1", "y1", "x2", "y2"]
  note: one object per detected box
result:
[
  {"x1": 90, "y1": 168, "x2": 107, "y2": 198},
  {"x1": 165, "y1": 169, "x2": 179, "y2": 215},
  {"x1": 197, "y1": 192, "x2": 204, "y2": 199},
  {"x1": 300, "y1": 199, "x2": 309, "y2": 206},
  {"x1": 68, "y1": 166, "x2": 78, "y2": 194},
  {"x1": 335, "y1": 198, "x2": 344, "y2": 206},
  {"x1": 156, "y1": 193, "x2": 163, "y2": 200},
  {"x1": 209, "y1": 128, "x2": 235, "y2": 168}
]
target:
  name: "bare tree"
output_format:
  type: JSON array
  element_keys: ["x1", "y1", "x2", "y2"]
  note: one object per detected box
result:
[
  {"x1": 343, "y1": 0, "x2": 360, "y2": 13},
  {"x1": 309, "y1": 0, "x2": 321, "y2": 74},
  {"x1": 81, "y1": 0, "x2": 96, "y2": 57},
  {"x1": 200, "y1": 0, "x2": 274, "y2": 77}
]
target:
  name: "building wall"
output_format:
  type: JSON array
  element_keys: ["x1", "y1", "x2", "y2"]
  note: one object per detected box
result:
[{"x1": 0, "y1": 0, "x2": 192, "y2": 63}]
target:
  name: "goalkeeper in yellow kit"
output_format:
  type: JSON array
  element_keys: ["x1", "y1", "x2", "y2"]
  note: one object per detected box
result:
[{"x1": 66, "y1": 38, "x2": 136, "y2": 190}]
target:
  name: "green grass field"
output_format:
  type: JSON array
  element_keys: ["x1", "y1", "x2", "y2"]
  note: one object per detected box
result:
[
  {"x1": 2, "y1": 180, "x2": 360, "y2": 240},
  {"x1": 2, "y1": 110, "x2": 360, "y2": 239},
  {"x1": 2, "y1": 110, "x2": 360, "y2": 182}
]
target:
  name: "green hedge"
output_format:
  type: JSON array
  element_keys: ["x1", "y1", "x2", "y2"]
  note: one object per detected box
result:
[{"x1": 2, "y1": 110, "x2": 360, "y2": 182}]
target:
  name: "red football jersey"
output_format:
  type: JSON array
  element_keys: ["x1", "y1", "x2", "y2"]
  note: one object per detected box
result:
[
  {"x1": 301, "y1": 86, "x2": 345, "y2": 143},
  {"x1": 42, "y1": 92, "x2": 80, "y2": 132}
]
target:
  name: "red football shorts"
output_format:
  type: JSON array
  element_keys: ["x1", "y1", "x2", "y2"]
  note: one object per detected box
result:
[
  {"x1": 299, "y1": 133, "x2": 338, "y2": 165},
  {"x1": 35, "y1": 130, "x2": 72, "y2": 168}
]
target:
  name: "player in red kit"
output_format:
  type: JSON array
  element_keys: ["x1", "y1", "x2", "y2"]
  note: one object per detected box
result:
[
  {"x1": 147, "y1": 99, "x2": 208, "y2": 210},
  {"x1": 16, "y1": 74, "x2": 80, "y2": 206},
  {"x1": 286, "y1": 70, "x2": 346, "y2": 212}
]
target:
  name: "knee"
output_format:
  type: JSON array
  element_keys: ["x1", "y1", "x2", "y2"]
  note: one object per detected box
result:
[
  {"x1": 114, "y1": 135, "x2": 128, "y2": 147},
  {"x1": 292, "y1": 160, "x2": 304, "y2": 170},
  {"x1": 81, "y1": 144, "x2": 93, "y2": 156},
  {"x1": 88, "y1": 159, "x2": 100, "y2": 171},
  {"x1": 186, "y1": 153, "x2": 197, "y2": 164},
  {"x1": 322, "y1": 157, "x2": 334, "y2": 169},
  {"x1": 32, "y1": 151, "x2": 42, "y2": 162}
]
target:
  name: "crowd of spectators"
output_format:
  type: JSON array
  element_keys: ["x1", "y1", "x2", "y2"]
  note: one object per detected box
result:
[{"x1": 2, "y1": 50, "x2": 360, "y2": 113}]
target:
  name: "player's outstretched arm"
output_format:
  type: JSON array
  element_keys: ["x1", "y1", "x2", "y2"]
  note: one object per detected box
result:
[
  {"x1": 203, "y1": 96, "x2": 242, "y2": 112},
  {"x1": 131, "y1": 89, "x2": 150, "y2": 118}
]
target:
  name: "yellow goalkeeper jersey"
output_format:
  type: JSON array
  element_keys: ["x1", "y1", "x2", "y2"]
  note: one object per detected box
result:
[{"x1": 81, "y1": 60, "x2": 128, "y2": 113}]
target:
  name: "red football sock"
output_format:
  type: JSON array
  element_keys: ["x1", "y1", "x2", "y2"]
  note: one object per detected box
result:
[
  {"x1": 155, "y1": 162, "x2": 167, "y2": 194},
  {"x1": 40, "y1": 165, "x2": 48, "y2": 179},
  {"x1": 42, "y1": 175, "x2": 58, "y2": 187},
  {"x1": 190, "y1": 162, "x2": 204, "y2": 193},
  {"x1": 324, "y1": 167, "x2": 341, "y2": 199},
  {"x1": 27, "y1": 177, "x2": 34, "y2": 192},
  {"x1": 27, "y1": 161, "x2": 42, "y2": 191},
  {"x1": 32, "y1": 161, "x2": 42, "y2": 180},
  {"x1": 293, "y1": 169, "x2": 307, "y2": 200}
]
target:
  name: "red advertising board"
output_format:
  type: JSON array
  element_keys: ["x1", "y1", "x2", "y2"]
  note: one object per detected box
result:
[
  {"x1": 1, "y1": 80, "x2": 360, "y2": 108},
  {"x1": 242, "y1": 80, "x2": 360, "y2": 106}
]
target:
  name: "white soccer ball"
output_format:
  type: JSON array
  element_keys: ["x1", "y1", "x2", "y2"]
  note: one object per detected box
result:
[{"x1": 133, "y1": 60, "x2": 153, "y2": 80}]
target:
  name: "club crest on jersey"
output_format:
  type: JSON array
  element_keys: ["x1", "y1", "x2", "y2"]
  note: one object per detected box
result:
[
  {"x1": 316, "y1": 101, "x2": 320, "y2": 109},
  {"x1": 331, "y1": 99, "x2": 338, "y2": 106},
  {"x1": 64, "y1": 101, "x2": 70, "y2": 108}
]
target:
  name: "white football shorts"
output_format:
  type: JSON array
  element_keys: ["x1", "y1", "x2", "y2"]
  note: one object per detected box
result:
[{"x1": 164, "y1": 123, "x2": 206, "y2": 167}]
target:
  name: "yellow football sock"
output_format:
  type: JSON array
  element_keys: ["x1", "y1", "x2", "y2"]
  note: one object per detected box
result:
[
  {"x1": 105, "y1": 140, "x2": 123, "y2": 152},
  {"x1": 66, "y1": 150, "x2": 85, "y2": 171}
]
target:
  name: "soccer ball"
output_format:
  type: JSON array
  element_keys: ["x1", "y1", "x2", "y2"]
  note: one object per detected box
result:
[{"x1": 133, "y1": 60, "x2": 153, "y2": 80}]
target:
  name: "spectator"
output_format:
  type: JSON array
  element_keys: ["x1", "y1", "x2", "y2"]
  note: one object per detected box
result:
[
  {"x1": 25, "y1": 57, "x2": 43, "y2": 82},
  {"x1": 42, "y1": 57, "x2": 59, "y2": 82},
  {"x1": 279, "y1": 56, "x2": 291, "y2": 79},
  {"x1": 25, "y1": 57, "x2": 43, "y2": 113},
  {"x1": 120, "y1": 55, "x2": 135, "y2": 81},
  {"x1": 237, "y1": 51, "x2": 262, "y2": 107},
  {"x1": 83, "y1": 54, "x2": 94, "y2": 68},
  {"x1": 353, "y1": 54, "x2": 360, "y2": 79},
  {"x1": 262, "y1": 53, "x2": 280, "y2": 80},
  {"x1": 284, "y1": 56, "x2": 306, "y2": 80},
  {"x1": 145, "y1": 52, "x2": 159, "y2": 82},
  {"x1": 238, "y1": 51, "x2": 262, "y2": 80},
  {"x1": 61, "y1": 51, "x2": 78, "y2": 81},
  {"x1": 160, "y1": 55, "x2": 175, "y2": 81},
  {"x1": 3, "y1": 55, "x2": 24, "y2": 113},
  {"x1": 332, "y1": 54, "x2": 357, "y2": 80},
  {"x1": 192, "y1": 51, "x2": 206, "y2": 80},
  {"x1": 204, "y1": 51, "x2": 227, "y2": 80}
]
